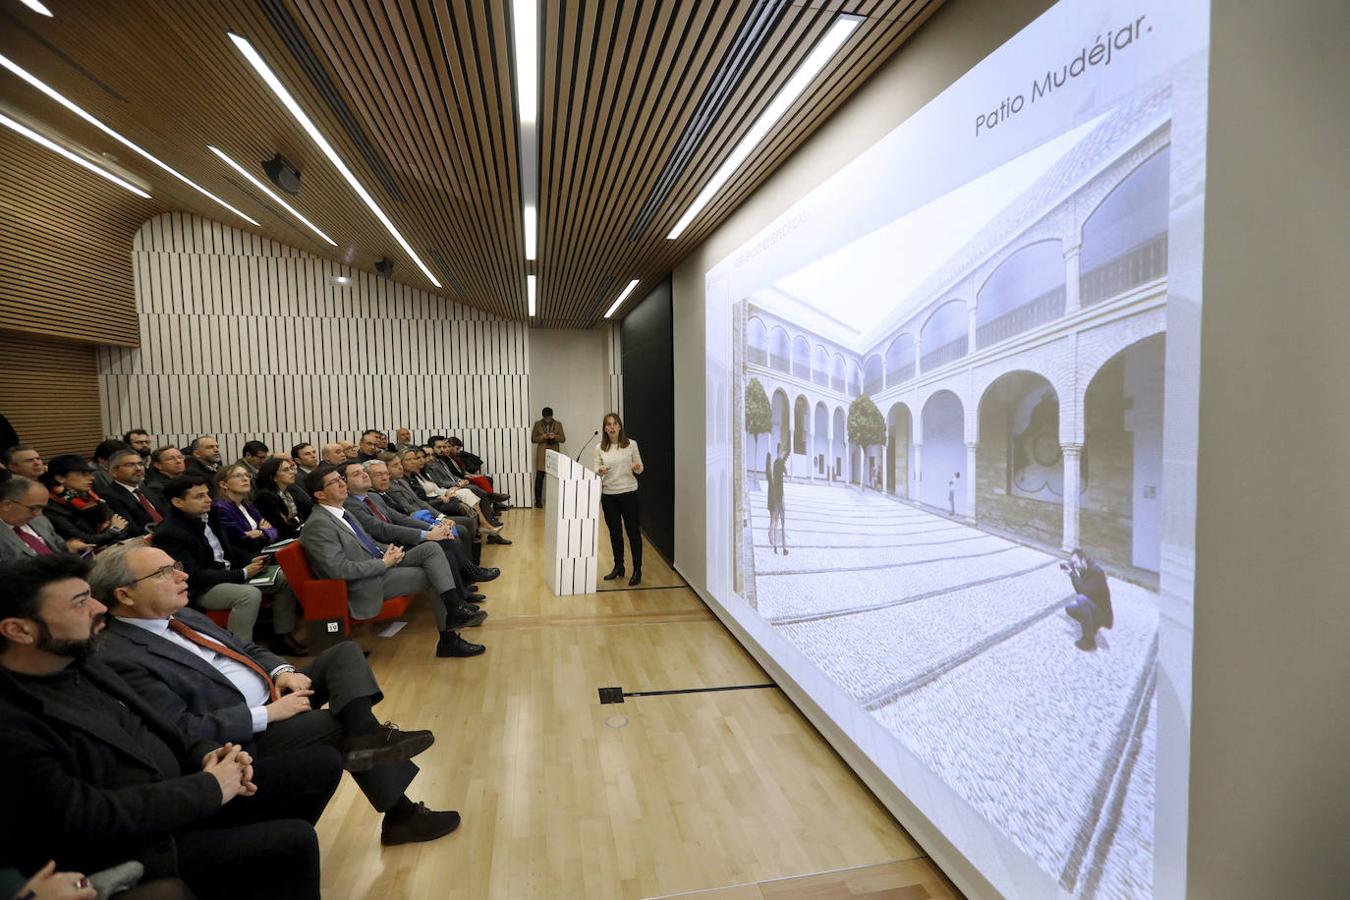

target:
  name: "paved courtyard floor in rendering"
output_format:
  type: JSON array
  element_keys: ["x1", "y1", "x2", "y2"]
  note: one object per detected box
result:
[{"x1": 748, "y1": 480, "x2": 1156, "y2": 899}]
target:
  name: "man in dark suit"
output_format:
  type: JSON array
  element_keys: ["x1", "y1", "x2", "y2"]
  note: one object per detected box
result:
[
  {"x1": 92, "y1": 543, "x2": 462, "y2": 846},
  {"x1": 372, "y1": 454, "x2": 489, "y2": 567},
  {"x1": 145, "y1": 445, "x2": 187, "y2": 506},
  {"x1": 102, "y1": 448, "x2": 166, "y2": 537},
  {"x1": 184, "y1": 435, "x2": 222, "y2": 480},
  {"x1": 0, "y1": 476, "x2": 72, "y2": 561},
  {"x1": 0, "y1": 553, "x2": 343, "y2": 899},
  {"x1": 300, "y1": 466, "x2": 485, "y2": 658},
  {"x1": 153, "y1": 475, "x2": 300, "y2": 647}
]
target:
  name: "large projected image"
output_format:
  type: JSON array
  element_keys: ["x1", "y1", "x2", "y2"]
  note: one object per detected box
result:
[{"x1": 704, "y1": 1, "x2": 1207, "y2": 897}]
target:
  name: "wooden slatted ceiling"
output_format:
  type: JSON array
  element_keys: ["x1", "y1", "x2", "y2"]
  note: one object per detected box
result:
[
  {"x1": 0, "y1": 128, "x2": 163, "y2": 345},
  {"x1": 0, "y1": 0, "x2": 942, "y2": 330}
]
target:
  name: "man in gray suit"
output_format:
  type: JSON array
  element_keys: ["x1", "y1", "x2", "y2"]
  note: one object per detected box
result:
[
  {"x1": 344, "y1": 460, "x2": 496, "y2": 594},
  {"x1": 92, "y1": 543, "x2": 463, "y2": 846},
  {"x1": 0, "y1": 476, "x2": 76, "y2": 560},
  {"x1": 300, "y1": 466, "x2": 485, "y2": 658}
]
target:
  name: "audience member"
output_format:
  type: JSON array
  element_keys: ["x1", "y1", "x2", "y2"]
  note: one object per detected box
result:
[
  {"x1": 355, "y1": 430, "x2": 382, "y2": 463},
  {"x1": 153, "y1": 476, "x2": 298, "y2": 648},
  {"x1": 5, "y1": 445, "x2": 47, "y2": 480},
  {"x1": 92, "y1": 439, "x2": 132, "y2": 495},
  {"x1": 292, "y1": 443, "x2": 321, "y2": 477},
  {"x1": 184, "y1": 436, "x2": 222, "y2": 479},
  {"x1": 0, "y1": 553, "x2": 343, "y2": 900},
  {"x1": 252, "y1": 457, "x2": 310, "y2": 539},
  {"x1": 404, "y1": 448, "x2": 509, "y2": 544},
  {"x1": 123, "y1": 428, "x2": 154, "y2": 460},
  {"x1": 235, "y1": 441, "x2": 270, "y2": 478},
  {"x1": 0, "y1": 476, "x2": 77, "y2": 560},
  {"x1": 102, "y1": 448, "x2": 165, "y2": 537},
  {"x1": 431, "y1": 437, "x2": 510, "y2": 513},
  {"x1": 146, "y1": 446, "x2": 187, "y2": 504},
  {"x1": 92, "y1": 543, "x2": 462, "y2": 847},
  {"x1": 392, "y1": 428, "x2": 414, "y2": 451},
  {"x1": 374, "y1": 453, "x2": 480, "y2": 547},
  {"x1": 210, "y1": 465, "x2": 277, "y2": 555},
  {"x1": 40, "y1": 455, "x2": 130, "y2": 549},
  {"x1": 299, "y1": 467, "x2": 485, "y2": 658},
  {"x1": 339, "y1": 462, "x2": 486, "y2": 609},
  {"x1": 320, "y1": 443, "x2": 346, "y2": 466},
  {"x1": 339, "y1": 440, "x2": 358, "y2": 461}
]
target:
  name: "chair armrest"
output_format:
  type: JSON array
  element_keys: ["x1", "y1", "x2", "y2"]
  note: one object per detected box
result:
[{"x1": 296, "y1": 579, "x2": 350, "y2": 622}]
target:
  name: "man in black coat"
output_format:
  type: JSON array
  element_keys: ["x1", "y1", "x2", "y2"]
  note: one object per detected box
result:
[
  {"x1": 101, "y1": 448, "x2": 166, "y2": 537},
  {"x1": 92, "y1": 542, "x2": 462, "y2": 847},
  {"x1": 0, "y1": 553, "x2": 342, "y2": 899},
  {"x1": 1063, "y1": 549, "x2": 1114, "y2": 650}
]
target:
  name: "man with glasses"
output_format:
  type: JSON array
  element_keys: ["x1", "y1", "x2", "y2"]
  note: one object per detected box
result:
[
  {"x1": 93, "y1": 543, "x2": 463, "y2": 847},
  {"x1": 145, "y1": 445, "x2": 187, "y2": 504},
  {"x1": 152, "y1": 475, "x2": 282, "y2": 643},
  {"x1": 300, "y1": 466, "x2": 486, "y2": 658},
  {"x1": 102, "y1": 448, "x2": 165, "y2": 537},
  {"x1": 0, "y1": 476, "x2": 71, "y2": 561},
  {"x1": 0, "y1": 553, "x2": 344, "y2": 898}
]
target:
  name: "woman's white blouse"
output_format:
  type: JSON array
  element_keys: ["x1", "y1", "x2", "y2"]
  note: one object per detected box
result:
[{"x1": 595, "y1": 440, "x2": 643, "y2": 494}]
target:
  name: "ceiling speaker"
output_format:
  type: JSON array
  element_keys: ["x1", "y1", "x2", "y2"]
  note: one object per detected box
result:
[
  {"x1": 262, "y1": 153, "x2": 301, "y2": 195},
  {"x1": 375, "y1": 258, "x2": 394, "y2": 279}
]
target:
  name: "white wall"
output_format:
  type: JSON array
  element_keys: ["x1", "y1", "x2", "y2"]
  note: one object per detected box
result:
[
  {"x1": 527, "y1": 327, "x2": 615, "y2": 463},
  {"x1": 98, "y1": 212, "x2": 534, "y2": 500},
  {"x1": 1185, "y1": 0, "x2": 1350, "y2": 895}
]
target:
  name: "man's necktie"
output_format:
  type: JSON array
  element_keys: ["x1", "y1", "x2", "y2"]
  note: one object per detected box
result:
[
  {"x1": 167, "y1": 618, "x2": 280, "y2": 701},
  {"x1": 12, "y1": 525, "x2": 53, "y2": 556},
  {"x1": 341, "y1": 511, "x2": 383, "y2": 558},
  {"x1": 362, "y1": 496, "x2": 389, "y2": 523},
  {"x1": 133, "y1": 488, "x2": 163, "y2": 525}
]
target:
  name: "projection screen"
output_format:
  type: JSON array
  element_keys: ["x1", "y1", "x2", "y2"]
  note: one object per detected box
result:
[{"x1": 702, "y1": 0, "x2": 1209, "y2": 895}]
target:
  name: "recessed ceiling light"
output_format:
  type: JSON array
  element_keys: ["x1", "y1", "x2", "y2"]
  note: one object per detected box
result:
[
  {"x1": 0, "y1": 52, "x2": 258, "y2": 225},
  {"x1": 527, "y1": 274, "x2": 537, "y2": 317},
  {"x1": 523, "y1": 204, "x2": 537, "y2": 261},
  {"x1": 604, "y1": 279, "x2": 640, "y2": 319},
  {"x1": 208, "y1": 145, "x2": 335, "y2": 246},
  {"x1": 666, "y1": 15, "x2": 862, "y2": 240},
  {"x1": 330, "y1": 275, "x2": 351, "y2": 286},
  {"x1": 0, "y1": 111, "x2": 150, "y2": 198},
  {"x1": 228, "y1": 32, "x2": 441, "y2": 288},
  {"x1": 17, "y1": 0, "x2": 53, "y2": 16}
]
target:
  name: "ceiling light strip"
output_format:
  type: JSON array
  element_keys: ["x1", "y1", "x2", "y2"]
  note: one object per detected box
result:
[
  {"x1": 228, "y1": 32, "x2": 440, "y2": 287},
  {"x1": 604, "y1": 279, "x2": 640, "y2": 319},
  {"x1": 208, "y1": 145, "x2": 335, "y2": 246},
  {"x1": 513, "y1": 0, "x2": 540, "y2": 316},
  {"x1": 18, "y1": 0, "x2": 54, "y2": 16},
  {"x1": 666, "y1": 14, "x2": 862, "y2": 240},
  {"x1": 0, "y1": 111, "x2": 150, "y2": 197},
  {"x1": 527, "y1": 274, "x2": 537, "y2": 317},
  {"x1": 0, "y1": 52, "x2": 258, "y2": 225}
]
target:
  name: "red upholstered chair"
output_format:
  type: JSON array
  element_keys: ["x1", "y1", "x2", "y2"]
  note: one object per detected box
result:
[{"x1": 276, "y1": 541, "x2": 413, "y2": 632}]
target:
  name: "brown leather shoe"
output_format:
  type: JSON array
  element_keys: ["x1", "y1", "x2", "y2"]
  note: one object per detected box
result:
[
  {"x1": 342, "y1": 723, "x2": 435, "y2": 772},
  {"x1": 380, "y1": 802, "x2": 461, "y2": 845}
]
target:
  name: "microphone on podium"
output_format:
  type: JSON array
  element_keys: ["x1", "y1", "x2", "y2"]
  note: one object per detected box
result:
[{"x1": 575, "y1": 430, "x2": 600, "y2": 462}]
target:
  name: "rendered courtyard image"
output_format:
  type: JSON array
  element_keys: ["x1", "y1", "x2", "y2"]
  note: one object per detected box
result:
[{"x1": 746, "y1": 480, "x2": 1156, "y2": 898}]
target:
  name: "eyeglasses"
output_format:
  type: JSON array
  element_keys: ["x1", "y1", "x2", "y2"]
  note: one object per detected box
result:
[
  {"x1": 122, "y1": 561, "x2": 185, "y2": 587},
  {"x1": 4, "y1": 501, "x2": 47, "y2": 514}
]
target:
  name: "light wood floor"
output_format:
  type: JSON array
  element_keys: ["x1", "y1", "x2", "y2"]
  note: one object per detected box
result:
[{"x1": 314, "y1": 507, "x2": 957, "y2": 899}]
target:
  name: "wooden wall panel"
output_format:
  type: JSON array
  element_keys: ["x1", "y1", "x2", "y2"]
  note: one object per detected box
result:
[
  {"x1": 0, "y1": 129, "x2": 161, "y2": 346},
  {"x1": 0, "y1": 329, "x2": 105, "y2": 458},
  {"x1": 97, "y1": 212, "x2": 535, "y2": 500}
]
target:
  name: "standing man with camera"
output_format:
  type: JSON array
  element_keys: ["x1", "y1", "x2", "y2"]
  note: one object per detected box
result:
[{"x1": 530, "y1": 408, "x2": 566, "y2": 509}]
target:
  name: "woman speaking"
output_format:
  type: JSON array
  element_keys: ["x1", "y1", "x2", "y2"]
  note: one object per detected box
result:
[{"x1": 595, "y1": 412, "x2": 644, "y2": 586}]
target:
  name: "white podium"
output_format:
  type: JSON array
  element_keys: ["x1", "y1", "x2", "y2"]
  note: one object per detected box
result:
[{"x1": 543, "y1": 449, "x2": 601, "y2": 595}]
